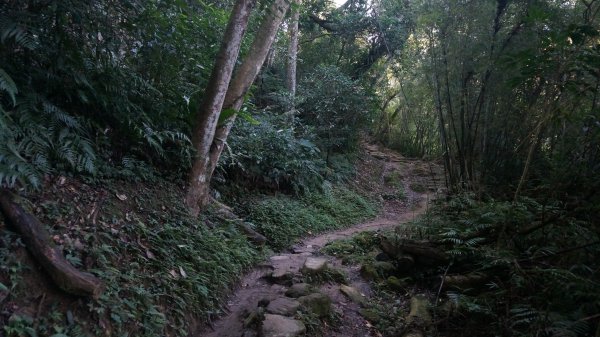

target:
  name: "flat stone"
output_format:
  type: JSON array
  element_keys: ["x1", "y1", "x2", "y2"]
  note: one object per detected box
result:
[
  {"x1": 266, "y1": 297, "x2": 300, "y2": 316},
  {"x1": 340, "y1": 285, "x2": 367, "y2": 307},
  {"x1": 360, "y1": 261, "x2": 395, "y2": 281},
  {"x1": 241, "y1": 330, "x2": 258, "y2": 337},
  {"x1": 270, "y1": 255, "x2": 290, "y2": 261},
  {"x1": 260, "y1": 314, "x2": 306, "y2": 337},
  {"x1": 301, "y1": 257, "x2": 328, "y2": 274},
  {"x1": 285, "y1": 283, "x2": 314, "y2": 298},
  {"x1": 269, "y1": 269, "x2": 294, "y2": 285},
  {"x1": 298, "y1": 293, "x2": 331, "y2": 317}
]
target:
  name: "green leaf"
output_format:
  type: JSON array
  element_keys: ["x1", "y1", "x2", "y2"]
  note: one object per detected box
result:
[
  {"x1": 238, "y1": 110, "x2": 259, "y2": 125},
  {"x1": 217, "y1": 108, "x2": 237, "y2": 125},
  {"x1": 0, "y1": 68, "x2": 18, "y2": 106}
]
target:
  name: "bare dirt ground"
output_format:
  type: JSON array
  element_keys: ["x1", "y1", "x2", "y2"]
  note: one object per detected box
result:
[{"x1": 197, "y1": 144, "x2": 443, "y2": 337}]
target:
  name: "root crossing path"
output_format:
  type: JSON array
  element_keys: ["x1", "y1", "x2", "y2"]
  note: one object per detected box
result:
[{"x1": 197, "y1": 145, "x2": 443, "y2": 337}]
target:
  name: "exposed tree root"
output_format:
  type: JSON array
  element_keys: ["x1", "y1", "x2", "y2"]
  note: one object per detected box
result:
[{"x1": 0, "y1": 189, "x2": 103, "y2": 297}]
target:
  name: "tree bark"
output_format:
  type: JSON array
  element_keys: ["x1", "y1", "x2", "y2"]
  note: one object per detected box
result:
[
  {"x1": 0, "y1": 190, "x2": 103, "y2": 297},
  {"x1": 185, "y1": 0, "x2": 257, "y2": 215},
  {"x1": 380, "y1": 236, "x2": 449, "y2": 263},
  {"x1": 205, "y1": 0, "x2": 291, "y2": 186},
  {"x1": 286, "y1": 0, "x2": 299, "y2": 99}
]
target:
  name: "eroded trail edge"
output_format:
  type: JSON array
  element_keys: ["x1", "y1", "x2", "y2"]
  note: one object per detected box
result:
[{"x1": 198, "y1": 146, "x2": 442, "y2": 337}]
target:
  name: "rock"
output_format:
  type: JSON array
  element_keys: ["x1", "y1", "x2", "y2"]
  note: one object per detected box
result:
[
  {"x1": 266, "y1": 298, "x2": 300, "y2": 316},
  {"x1": 285, "y1": 283, "x2": 314, "y2": 298},
  {"x1": 360, "y1": 261, "x2": 395, "y2": 281},
  {"x1": 243, "y1": 307, "x2": 265, "y2": 328},
  {"x1": 395, "y1": 254, "x2": 415, "y2": 272},
  {"x1": 386, "y1": 276, "x2": 406, "y2": 291},
  {"x1": 260, "y1": 314, "x2": 306, "y2": 337},
  {"x1": 340, "y1": 285, "x2": 367, "y2": 307},
  {"x1": 269, "y1": 268, "x2": 294, "y2": 286},
  {"x1": 375, "y1": 252, "x2": 392, "y2": 261},
  {"x1": 360, "y1": 308, "x2": 381, "y2": 323},
  {"x1": 270, "y1": 255, "x2": 290, "y2": 261},
  {"x1": 301, "y1": 257, "x2": 328, "y2": 274},
  {"x1": 241, "y1": 330, "x2": 258, "y2": 337},
  {"x1": 407, "y1": 295, "x2": 432, "y2": 325},
  {"x1": 298, "y1": 293, "x2": 331, "y2": 317},
  {"x1": 360, "y1": 263, "x2": 378, "y2": 280}
]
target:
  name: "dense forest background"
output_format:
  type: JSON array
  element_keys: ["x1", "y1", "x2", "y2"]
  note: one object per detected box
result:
[{"x1": 0, "y1": 0, "x2": 599, "y2": 336}]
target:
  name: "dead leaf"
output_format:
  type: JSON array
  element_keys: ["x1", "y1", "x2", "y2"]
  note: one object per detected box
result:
[
  {"x1": 146, "y1": 250, "x2": 155, "y2": 259},
  {"x1": 179, "y1": 266, "x2": 187, "y2": 278},
  {"x1": 58, "y1": 176, "x2": 66, "y2": 185},
  {"x1": 169, "y1": 269, "x2": 178, "y2": 278},
  {"x1": 115, "y1": 193, "x2": 127, "y2": 201}
]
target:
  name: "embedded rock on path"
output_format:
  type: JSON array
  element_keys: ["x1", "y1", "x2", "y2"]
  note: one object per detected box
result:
[
  {"x1": 266, "y1": 298, "x2": 301, "y2": 316},
  {"x1": 198, "y1": 145, "x2": 442, "y2": 337},
  {"x1": 260, "y1": 314, "x2": 306, "y2": 337},
  {"x1": 340, "y1": 285, "x2": 367, "y2": 307},
  {"x1": 301, "y1": 257, "x2": 328, "y2": 274}
]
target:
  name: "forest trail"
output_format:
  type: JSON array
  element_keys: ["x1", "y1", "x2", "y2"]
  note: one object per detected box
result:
[{"x1": 198, "y1": 144, "x2": 443, "y2": 337}]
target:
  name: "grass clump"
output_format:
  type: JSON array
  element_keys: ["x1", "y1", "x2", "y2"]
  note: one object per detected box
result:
[{"x1": 247, "y1": 187, "x2": 377, "y2": 250}]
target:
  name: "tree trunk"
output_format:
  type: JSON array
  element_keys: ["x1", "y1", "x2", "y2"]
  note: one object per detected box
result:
[
  {"x1": 185, "y1": 0, "x2": 257, "y2": 215},
  {"x1": 286, "y1": 0, "x2": 299, "y2": 99},
  {"x1": 205, "y1": 0, "x2": 291, "y2": 185},
  {"x1": 0, "y1": 190, "x2": 103, "y2": 297}
]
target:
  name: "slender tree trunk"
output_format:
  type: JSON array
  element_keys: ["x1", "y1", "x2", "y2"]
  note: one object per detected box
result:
[
  {"x1": 185, "y1": 0, "x2": 256, "y2": 215},
  {"x1": 286, "y1": 0, "x2": 299, "y2": 100},
  {"x1": 206, "y1": 0, "x2": 291, "y2": 189}
]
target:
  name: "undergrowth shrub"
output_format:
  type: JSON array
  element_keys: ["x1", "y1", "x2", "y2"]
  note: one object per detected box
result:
[
  {"x1": 0, "y1": 179, "x2": 264, "y2": 337},
  {"x1": 247, "y1": 187, "x2": 377, "y2": 250},
  {"x1": 401, "y1": 193, "x2": 600, "y2": 337},
  {"x1": 219, "y1": 112, "x2": 327, "y2": 193},
  {"x1": 89, "y1": 214, "x2": 263, "y2": 336},
  {"x1": 297, "y1": 65, "x2": 375, "y2": 156}
]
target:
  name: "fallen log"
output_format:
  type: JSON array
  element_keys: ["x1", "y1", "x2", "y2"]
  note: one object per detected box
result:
[
  {"x1": 0, "y1": 189, "x2": 103, "y2": 297},
  {"x1": 442, "y1": 272, "x2": 489, "y2": 290},
  {"x1": 403, "y1": 294, "x2": 432, "y2": 337},
  {"x1": 381, "y1": 236, "x2": 449, "y2": 263}
]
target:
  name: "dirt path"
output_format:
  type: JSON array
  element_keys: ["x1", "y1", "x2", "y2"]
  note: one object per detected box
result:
[{"x1": 197, "y1": 145, "x2": 442, "y2": 337}]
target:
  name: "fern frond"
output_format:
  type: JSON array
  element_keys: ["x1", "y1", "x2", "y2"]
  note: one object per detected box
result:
[
  {"x1": 0, "y1": 17, "x2": 36, "y2": 50},
  {"x1": 0, "y1": 68, "x2": 17, "y2": 106}
]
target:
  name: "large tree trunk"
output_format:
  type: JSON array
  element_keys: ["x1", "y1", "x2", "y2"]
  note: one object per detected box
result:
[
  {"x1": 185, "y1": 0, "x2": 257, "y2": 215},
  {"x1": 205, "y1": 0, "x2": 291, "y2": 184},
  {"x1": 286, "y1": 0, "x2": 299, "y2": 99},
  {"x1": 0, "y1": 190, "x2": 103, "y2": 297}
]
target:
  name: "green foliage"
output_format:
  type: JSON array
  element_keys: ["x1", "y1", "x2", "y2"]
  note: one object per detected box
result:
[
  {"x1": 297, "y1": 65, "x2": 374, "y2": 156},
  {"x1": 0, "y1": 179, "x2": 265, "y2": 337},
  {"x1": 247, "y1": 186, "x2": 377, "y2": 250},
  {"x1": 407, "y1": 194, "x2": 600, "y2": 337},
  {"x1": 322, "y1": 231, "x2": 379, "y2": 265},
  {"x1": 302, "y1": 267, "x2": 348, "y2": 285},
  {"x1": 219, "y1": 112, "x2": 327, "y2": 193},
  {"x1": 0, "y1": 0, "x2": 233, "y2": 188}
]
